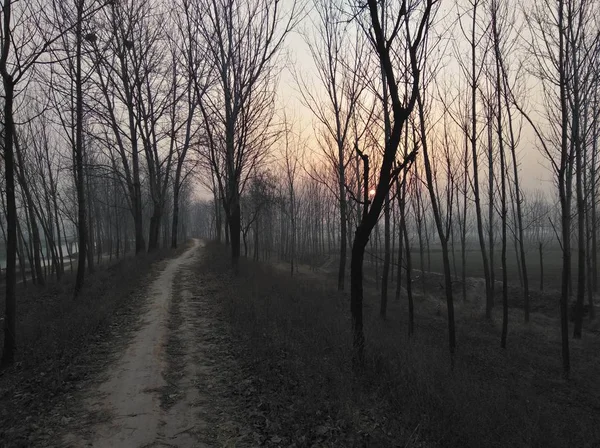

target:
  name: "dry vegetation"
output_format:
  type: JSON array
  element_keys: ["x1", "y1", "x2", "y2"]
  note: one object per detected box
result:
[
  {"x1": 0, "y1": 244, "x2": 189, "y2": 447},
  {"x1": 200, "y1": 242, "x2": 600, "y2": 448}
]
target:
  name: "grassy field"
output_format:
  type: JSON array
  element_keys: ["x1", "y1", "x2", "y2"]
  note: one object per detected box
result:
[
  {"x1": 303, "y1": 243, "x2": 583, "y2": 294},
  {"x1": 204, "y1": 242, "x2": 600, "y2": 447},
  {"x1": 403, "y1": 244, "x2": 575, "y2": 292}
]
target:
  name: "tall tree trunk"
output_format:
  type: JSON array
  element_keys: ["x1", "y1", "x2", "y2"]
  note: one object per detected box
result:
[
  {"x1": 350, "y1": 0, "x2": 431, "y2": 367},
  {"x1": 171, "y1": 185, "x2": 180, "y2": 249},
  {"x1": 572, "y1": 33, "x2": 586, "y2": 339},
  {"x1": 16, "y1": 220, "x2": 27, "y2": 285},
  {"x1": 14, "y1": 142, "x2": 45, "y2": 286},
  {"x1": 351, "y1": 146, "x2": 371, "y2": 365},
  {"x1": 148, "y1": 204, "x2": 162, "y2": 251},
  {"x1": 338, "y1": 151, "x2": 347, "y2": 291},
  {"x1": 132, "y1": 147, "x2": 144, "y2": 254},
  {"x1": 214, "y1": 188, "x2": 222, "y2": 243},
  {"x1": 592, "y1": 91, "x2": 598, "y2": 295},
  {"x1": 380, "y1": 47, "x2": 392, "y2": 313},
  {"x1": 1, "y1": 5, "x2": 17, "y2": 364},
  {"x1": 492, "y1": 7, "x2": 508, "y2": 347},
  {"x1": 229, "y1": 193, "x2": 241, "y2": 269},
  {"x1": 74, "y1": 0, "x2": 87, "y2": 294},
  {"x1": 513, "y1": 182, "x2": 529, "y2": 304},
  {"x1": 539, "y1": 242, "x2": 544, "y2": 291},
  {"x1": 380, "y1": 193, "x2": 391, "y2": 318},
  {"x1": 500, "y1": 157, "x2": 508, "y2": 348},
  {"x1": 487, "y1": 103, "x2": 495, "y2": 313},
  {"x1": 351, "y1": 227, "x2": 367, "y2": 365},
  {"x1": 416, "y1": 175, "x2": 426, "y2": 293},
  {"x1": 95, "y1": 205, "x2": 102, "y2": 265},
  {"x1": 586, "y1": 187, "x2": 595, "y2": 320},
  {"x1": 451, "y1": 215, "x2": 457, "y2": 279},
  {"x1": 417, "y1": 93, "x2": 456, "y2": 361},
  {"x1": 374, "y1": 223, "x2": 380, "y2": 291},
  {"x1": 117, "y1": 29, "x2": 145, "y2": 255},
  {"x1": 86, "y1": 167, "x2": 95, "y2": 274},
  {"x1": 395, "y1": 189, "x2": 405, "y2": 301},
  {"x1": 23, "y1": 205, "x2": 36, "y2": 284},
  {"x1": 62, "y1": 219, "x2": 73, "y2": 273},
  {"x1": 400, "y1": 178, "x2": 414, "y2": 336},
  {"x1": 225, "y1": 215, "x2": 230, "y2": 246},
  {"x1": 460, "y1": 144, "x2": 468, "y2": 303},
  {"x1": 290, "y1": 190, "x2": 296, "y2": 276},
  {"x1": 558, "y1": 0, "x2": 571, "y2": 378},
  {"x1": 469, "y1": 0, "x2": 493, "y2": 319},
  {"x1": 391, "y1": 203, "x2": 396, "y2": 284},
  {"x1": 53, "y1": 188, "x2": 64, "y2": 278},
  {"x1": 505, "y1": 97, "x2": 529, "y2": 321},
  {"x1": 590, "y1": 89, "x2": 598, "y2": 316},
  {"x1": 254, "y1": 218, "x2": 259, "y2": 261},
  {"x1": 115, "y1": 215, "x2": 121, "y2": 259}
]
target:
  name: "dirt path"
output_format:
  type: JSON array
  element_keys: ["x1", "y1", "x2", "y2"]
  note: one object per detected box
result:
[{"x1": 63, "y1": 239, "x2": 211, "y2": 448}]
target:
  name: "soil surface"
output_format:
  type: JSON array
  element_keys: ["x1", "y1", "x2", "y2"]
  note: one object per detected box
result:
[{"x1": 63, "y1": 239, "x2": 215, "y2": 448}]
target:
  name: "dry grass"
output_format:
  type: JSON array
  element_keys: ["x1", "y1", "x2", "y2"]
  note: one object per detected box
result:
[
  {"x1": 0, "y1": 242, "x2": 191, "y2": 447},
  {"x1": 201, "y1": 241, "x2": 600, "y2": 448}
]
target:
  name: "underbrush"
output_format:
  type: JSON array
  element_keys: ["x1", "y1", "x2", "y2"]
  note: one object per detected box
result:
[
  {"x1": 0, "y1": 243, "x2": 189, "y2": 447},
  {"x1": 202, "y1": 242, "x2": 600, "y2": 448}
]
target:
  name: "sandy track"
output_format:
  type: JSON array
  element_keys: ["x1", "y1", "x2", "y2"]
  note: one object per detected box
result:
[{"x1": 63, "y1": 239, "x2": 208, "y2": 448}]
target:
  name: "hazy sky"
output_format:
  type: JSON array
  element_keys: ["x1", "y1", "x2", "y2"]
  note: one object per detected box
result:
[
  {"x1": 195, "y1": 1, "x2": 557, "y2": 201},
  {"x1": 279, "y1": 11, "x2": 555, "y2": 194}
]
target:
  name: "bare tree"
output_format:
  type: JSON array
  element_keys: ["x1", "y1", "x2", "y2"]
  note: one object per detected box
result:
[
  {"x1": 521, "y1": 0, "x2": 577, "y2": 377},
  {"x1": 350, "y1": 0, "x2": 437, "y2": 363},
  {"x1": 489, "y1": 0, "x2": 509, "y2": 347},
  {"x1": 282, "y1": 116, "x2": 300, "y2": 275},
  {"x1": 458, "y1": 0, "x2": 494, "y2": 318},
  {"x1": 170, "y1": 0, "x2": 211, "y2": 248},
  {"x1": 87, "y1": 1, "x2": 147, "y2": 254},
  {"x1": 197, "y1": 0, "x2": 299, "y2": 269},
  {"x1": 492, "y1": 6, "x2": 531, "y2": 322},
  {"x1": 73, "y1": 0, "x2": 87, "y2": 292},
  {"x1": 296, "y1": 0, "x2": 371, "y2": 291},
  {"x1": 565, "y1": 0, "x2": 599, "y2": 338},
  {"x1": 416, "y1": 85, "x2": 458, "y2": 360},
  {"x1": 48, "y1": 0, "x2": 101, "y2": 293},
  {"x1": 0, "y1": 0, "x2": 65, "y2": 366}
]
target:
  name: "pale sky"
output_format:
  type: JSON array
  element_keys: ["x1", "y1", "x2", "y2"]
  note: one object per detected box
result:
[
  {"x1": 195, "y1": 0, "x2": 557, "y2": 201},
  {"x1": 277, "y1": 3, "x2": 555, "y2": 195}
]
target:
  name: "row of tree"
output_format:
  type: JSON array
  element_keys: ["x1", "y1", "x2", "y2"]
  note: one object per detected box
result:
[
  {"x1": 1, "y1": 0, "x2": 200, "y2": 366},
  {"x1": 194, "y1": 0, "x2": 600, "y2": 377},
  {"x1": 2, "y1": 0, "x2": 599, "y2": 380}
]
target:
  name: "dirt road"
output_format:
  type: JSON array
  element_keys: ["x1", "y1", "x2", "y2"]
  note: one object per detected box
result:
[{"x1": 63, "y1": 239, "x2": 213, "y2": 448}]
